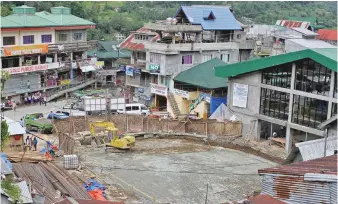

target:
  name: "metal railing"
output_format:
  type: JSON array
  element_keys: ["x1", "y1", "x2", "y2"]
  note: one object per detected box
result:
[{"x1": 48, "y1": 40, "x2": 98, "y2": 52}]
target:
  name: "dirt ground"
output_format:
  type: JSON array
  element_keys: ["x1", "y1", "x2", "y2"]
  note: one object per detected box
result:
[{"x1": 77, "y1": 137, "x2": 276, "y2": 204}]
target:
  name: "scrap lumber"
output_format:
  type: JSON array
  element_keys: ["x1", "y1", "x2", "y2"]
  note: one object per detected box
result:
[{"x1": 6, "y1": 151, "x2": 52, "y2": 163}]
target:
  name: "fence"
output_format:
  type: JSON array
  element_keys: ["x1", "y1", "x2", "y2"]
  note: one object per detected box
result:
[{"x1": 53, "y1": 115, "x2": 242, "y2": 153}]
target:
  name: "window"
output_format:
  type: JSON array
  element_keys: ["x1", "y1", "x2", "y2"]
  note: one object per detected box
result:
[
  {"x1": 182, "y1": 55, "x2": 192, "y2": 64},
  {"x1": 262, "y1": 63, "x2": 292, "y2": 88},
  {"x1": 260, "y1": 88, "x2": 289, "y2": 120},
  {"x1": 58, "y1": 34, "x2": 67, "y2": 41},
  {"x1": 202, "y1": 55, "x2": 213, "y2": 63},
  {"x1": 220, "y1": 54, "x2": 230, "y2": 63},
  {"x1": 237, "y1": 34, "x2": 241, "y2": 39},
  {"x1": 41, "y1": 34, "x2": 52, "y2": 43},
  {"x1": 126, "y1": 107, "x2": 132, "y2": 111},
  {"x1": 73, "y1": 33, "x2": 83, "y2": 41},
  {"x1": 23, "y1": 35, "x2": 34, "y2": 44},
  {"x1": 3, "y1": 36, "x2": 15, "y2": 45},
  {"x1": 292, "y1": 95, "x2": 328, "y2": 128},
  {"x1": 332, "y1": 103, "x2": 337, "y2": 117},
  {"x1": 294, "y1": 59, "x2": 331, "y2": 96},
  {"x1": 334, "y1": 73, "x2": 337, "y2": 98},
  {"x1": 150, "y1": 53, "x2": 161, "y2": 63},
  {"x1": 132, "y1": 106, "x2": 139, "y2": 111},
  {"x1": 141, "y1": 106, "x2": 148, "y2": 110}
]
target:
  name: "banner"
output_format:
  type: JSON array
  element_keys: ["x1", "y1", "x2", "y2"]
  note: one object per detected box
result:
[
  {"x1": 60, "y1": 79, "x2": 71, "y2": 86},
  {"x1": 150, "y1": 83, "x2": 167, "y2": 96},
  {"x1": 6, "y1": 64, "x2": 48, "y2": 75},
  {"x1": 147, "y1": 64, "x2": 160, "y2": 73},
  {"x1": 3, "y1": 44, "x2": 48, "y2": 56},
  {"x1": 232, "y1": 83, "x2": 248, "y2": 108},
  {"x1": 119, "y1": 65, "x2": 126, "y2": 71},
  {"x1": 125, "y1": 66, "x2": 134, "y2": 76},
  {"x1": 174, "y1": 89, "x2": 189, "y2": 99},
  {"x1": 96, "y1": 61, "x2": 104, "y2": 68}
]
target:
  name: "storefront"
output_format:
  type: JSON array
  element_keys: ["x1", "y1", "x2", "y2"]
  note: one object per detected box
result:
[{"x1": 150, "y1": 83, "x2": 168, "y2": 111}]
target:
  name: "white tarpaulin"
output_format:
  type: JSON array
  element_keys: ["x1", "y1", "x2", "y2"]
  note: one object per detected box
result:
[
  {"x1": 208, "y1": 103, "x2": 240, "y2": 122},
  {"x1": 295, "y1": 136, "x2": 337, "y2": 161}
]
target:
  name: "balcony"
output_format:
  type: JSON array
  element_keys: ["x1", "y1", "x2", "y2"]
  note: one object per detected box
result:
[
  {"x1": 144, "y1": 41, "x2": 239, "y2": 53},
  {"x1": 146, "y1": 23, "x2": 203, "y2": 32},
  {"x1": 48, "y1": 40, "x2": 98, "y2": 52}
]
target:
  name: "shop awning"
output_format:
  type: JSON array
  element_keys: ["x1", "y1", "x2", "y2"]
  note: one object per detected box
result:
[{"x1": 81, "y1": 65, "x2": 96, "y2": 72}]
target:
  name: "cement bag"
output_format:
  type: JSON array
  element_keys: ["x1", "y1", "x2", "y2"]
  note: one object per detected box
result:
[{"x1": 63, "y1": 155, "x2": 79, "y2": 169}]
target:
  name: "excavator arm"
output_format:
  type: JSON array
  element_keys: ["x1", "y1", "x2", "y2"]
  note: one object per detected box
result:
[{"x1": 89, "y1": 121, "x2": 116, "y2": 137}]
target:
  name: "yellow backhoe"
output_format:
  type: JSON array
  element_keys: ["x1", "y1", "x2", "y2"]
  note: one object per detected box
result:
[{"x1": 89, "y1": 121, "x2": 135, "y2": 151}]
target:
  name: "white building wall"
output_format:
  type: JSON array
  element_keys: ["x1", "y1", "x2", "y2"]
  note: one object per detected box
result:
[{"x1": 1, "y1": 30, "x2": 57, "y2": 46}]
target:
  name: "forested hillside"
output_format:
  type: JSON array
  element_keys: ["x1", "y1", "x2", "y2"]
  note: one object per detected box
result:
[{"x1": 1, "y1": 1, "x2": 337, "y2": 41}]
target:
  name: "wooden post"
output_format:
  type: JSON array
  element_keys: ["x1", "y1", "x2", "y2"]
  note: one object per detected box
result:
[
  {"x1": 205, "y1": 121, "x2": 208, "y2": 137},
  {"x1": 126, "y1": 115, "x2": 129, "y2": 132},
  {"x1": 147, "y1": 117, "x2": 149, "y2": 133}
]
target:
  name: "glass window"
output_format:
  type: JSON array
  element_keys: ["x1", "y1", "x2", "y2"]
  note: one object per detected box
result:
[
  {"x1": 150, "y1": 53, "x2": 161, "y2": 63},
  {"x1": 3, "y1": 36, "x2": 15, "y2": 45},
  {"x1": 334, "y1": 73, "x2": 337, "y2": 98},
  {"x1": 202, "y1": 55, "x2": 213, "y2": 63},
  {"x1": 58, "y1": 34, "x2": 67, "y2": 41},
  {"x1": 294, "y1": 59, "x2": 331, "y2": 96},
  {"x1": 220, "y1": 54, "x2": 230, "y2": 63},
  {"x1": 182, "y1": 55, "x2": 192, "y2": 64},
  {"x1": 73, "y1": 33, "x2": 83, "y2": 41},
  {"x1": 141, "y1": 106, "x2": 148, "y2": 110},
  {"x1": 332, "y1": 103, "x2": 337, "y2": 117},
  {"x1": 292, "y1": 95, "x2": 328, "y2": 128},
  {"x1": 126, "y1": 107, "x2": 132, "y2": 111},
  {"x1": 23, "y1": 35, "x2": 34, "y2": 44},
  {"x1": 132, "y1": 106, "x2": 139, "y2": 110},
  {"x1": 260, "y1": 88, "x2": 289, "y2": 120},
  {"x1": 262, "y1": 63, "x2": 292, "y2": 88},
  {"x1": 41, "y1": 34, "x2": 52, "y2": 43}
]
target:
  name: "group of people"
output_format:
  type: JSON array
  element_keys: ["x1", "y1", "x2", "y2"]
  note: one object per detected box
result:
[
  {"x1": 24, "y1": 92, "x2": 47, "y2": 106},
  {"x1": 24, "y1": 136, "x2": 38, "y2": 151}
]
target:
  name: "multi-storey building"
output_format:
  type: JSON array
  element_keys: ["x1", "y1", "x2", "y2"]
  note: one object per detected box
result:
[
  {"x1": 215, "y1": 48, "x2": 337, "y2": 153},
  {"x1": 1, "y1": 5, "x2": 97, "y2": 103},
  {"x1": 120, "y1": 5, "x2": 254, "y2": 114}
]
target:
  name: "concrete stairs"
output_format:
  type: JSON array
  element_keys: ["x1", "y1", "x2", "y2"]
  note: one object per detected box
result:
[
  {"x1": 46, "y1": 79, "x2": 96, "y2": 102},
  {"x1": 167, "y1": 93, "x2": 186, "y2": 120}
]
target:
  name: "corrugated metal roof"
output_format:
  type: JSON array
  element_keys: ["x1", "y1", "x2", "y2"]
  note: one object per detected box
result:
[
  {"x1": 248, "y1": 194, "x2": 286, "y2": 204},
  {"x1": 316, "y1": 29, "x2": 338, "y2": 41},
  {"x1": 287, "y1": 38, "x2": 336, "y2": 49},
  {"x1": 1, "y1": 7, "x2": 95, "y2": 28},
  {"x1": 87, "y1": 41, "x2": 131, "y2": 59},
  {"x1": 295, "y1": 137, "x2": 337, "y2": 161},
  {"x1": 175, "y1": 6, "x2": 241, "y2": 30},
  {"x1": 258, "y1": 155, "x2": 337, "y2": 176},
  {"x1": 261, "y1": 174, "x2": 337, "y2": 204},
  {"x1": 16, "y1": 181, "x2": 33, "y2": 204},
  {"x1": 174, "y1": 58, "x2": 228, "y2": 89},
  {"x1": 119, "y1": 26, "x2": 160, "y2": 51},
  {"x1": 318, "y1": 115, "x2": 338, "y2": 130},
  {"x1": 1, "y1": 158, "x2": 13, "y2": 175},
  {"x1": 290, "y1": 27, "x2": 319, "y2": 36},
  {"x1": 3, "y1": 117, "x2": 26, "y2": 135},
  {"x1": 215, "y1": 48, "x2": 338, "y2": 78}
]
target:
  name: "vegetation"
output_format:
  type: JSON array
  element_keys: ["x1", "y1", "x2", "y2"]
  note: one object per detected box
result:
[
  {"x1": 1, "y1": 120, "x2": 9, "y2": 150},
  {"x1": 1, "y1": 1, "x2": 337, "y2": 41},
  {"x1": 1, "y1": 176, "x2": 22, "y2": 203}
]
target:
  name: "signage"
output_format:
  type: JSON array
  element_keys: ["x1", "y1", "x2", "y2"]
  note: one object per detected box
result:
[
  {"x1": 136, "y1": 87, "x2": 144, "y2": 93},
  {"x1": 133, "y1": 96, "x2": 139, "y2": 102},
  {"x1": 200, "y1": 92, "x2": 211, "y2": 103},
  {"x1": 6, "y1": 64, "x2": 48, "y2": 75},
  {"x1": 174, "y1": 89, "x2": 189, "y2": 99},
  {"x1": 232, "y1": 83, "x2": 248, "y2": 108},
  {"x1": 96, "y1": 61, "x2": 104, "y2": 68},
  {"x1": 71, "y1": 62, "x2": 77, "y2": 69},
  {"x1": 125, "y1": 66, "x2": 134, "y2": 76},
  {"x1": 3, "y1": 44, "x2": 48, "y2": 56},
  {"x1": 189, "y1": 92, "x2": 211, "y2": 111},
  {"x1": 150, "y1": 83, "x2": 167, "y2": 96},
  {"x1": 60, "y1": 79, "x2": 71, "y2": 86},
  {"x1": 139, "y1": 95, "x2": 151, "y2": 101},
  {"x1": 147, "y1": 64, "x2": 160, "y2": 73},
  {"x1": 46, "y1": 57, "x2": 53, "y2": 63},
  {"x1": 119, "y1": 65, "x2": 126, "y2": 71},
  {"x1": 98, "y1": 70, "x2": 115, "y2": 75},
  {"x1": 47, "y1": 62, "x2": 65, "y2": 70},
  {"x1": 134, "y1": 68, "x2": 142, "y2": 74}
]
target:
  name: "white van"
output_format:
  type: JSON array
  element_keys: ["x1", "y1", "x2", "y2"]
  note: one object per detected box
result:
[{"x1": 117, "y1": 103, "x2": 150, "y2": 116}]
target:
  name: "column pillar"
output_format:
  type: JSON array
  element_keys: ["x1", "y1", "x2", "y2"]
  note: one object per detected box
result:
[
  {"x1": 286, "y1": 62, "x2": 296, "y2": 153},
  {"x1": 171, "y1": 33, "x2": 175, "y2": 44},
  {"x1": 54, "y1": 53, "x2": 58, "y2": 63},
  {"x1": 19, "y1": 57, "x2": 23, "y2": 66},
  {"x1": 38, "y1": 55, "x2": 41, "y2": 64},
  {"x1": 327, "y1": 71, "x2": 335, "y2": 119}
]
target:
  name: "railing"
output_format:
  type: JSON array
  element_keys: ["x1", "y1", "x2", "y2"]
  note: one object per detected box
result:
[
  {"x1": 147, "y1": 23, "x2": 203, "y2": 32},
  {"x1": 144, "y1": 41, "x2": 239, "y2": 52},
  {"x1": 48, "y1": 40, "x2": 98, "y2": 52}
]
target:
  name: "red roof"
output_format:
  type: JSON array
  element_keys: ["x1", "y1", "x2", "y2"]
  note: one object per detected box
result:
[
  {"x1": 119, "y1": 26, "x2": 160, "y2": 51},
  {"x1": 316, "y1": 29, "x2": 338, "y2": 41},
  {"x1": 248, "y1": 194, "x2": 286, "y2": 204},
  {"x1": 258, "y1": 155, "x2": 337, "y2": 176}
]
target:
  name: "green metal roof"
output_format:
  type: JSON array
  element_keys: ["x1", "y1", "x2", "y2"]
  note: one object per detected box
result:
[
  {"x1": 174, "y1": 58, "x2": 228, "y2": 89},
  {"x1": 1, "y1": 6, "x2": 95, "y2": 28},
  {"x1": 215, "y1": 48, "x2": 338, "y2": 78},
  {"x1": 87, "y1": 41, "x2": 131, "y2": 59}
]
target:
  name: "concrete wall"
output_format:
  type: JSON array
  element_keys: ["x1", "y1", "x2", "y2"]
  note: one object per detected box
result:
[
  {"x1": 328, "y1": 126, "x2": 337, "y2": 137},
  {"x1": 228, "y1": 72, "x2": 262, "y2": 140},
  {"x1": 55, "y1": 29, "x2": 87, "y2": 43},
  {"x1": 1, "y1": 30, "x2": 56, "y2": 46},
  {"x1": 285, "y1": 40, "x2": 307, "y2": 53}
]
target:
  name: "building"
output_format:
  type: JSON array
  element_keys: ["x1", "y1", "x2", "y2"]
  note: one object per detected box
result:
[
  {"x1": 316, "y1": 29, "x2": 338, "y2": 46},
  {"x1": 276, "y1": 16, "x2": 325, "y2": 32},
  {"x1": 285, "y1": 38, "x2": 336, "y2": 53},
  {"x1": 126, "y1": 5, "x2": 253, "y2": 116},
  {"x1": 1, "y1": 5, "x2": 97, "y2": 103},
  {"x1": 215, "y1": 48, "x2": 337, "y2": 153},
  {"x1": 2, "y1": 116, "x2": 26, "y2": 152},
  {"x1": 258, "y1": 155, "x2": 337, "y2": 204},
  {"x1": 171, "y1": 58, "x2": 227, "y2": 119}
]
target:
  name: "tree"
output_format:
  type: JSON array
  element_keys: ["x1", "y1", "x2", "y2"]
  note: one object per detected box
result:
[{"x1": 1, "y1": 71, "x2": 10, "y2": 150}]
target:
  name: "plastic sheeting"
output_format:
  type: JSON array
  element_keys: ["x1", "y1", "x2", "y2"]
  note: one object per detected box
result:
[
  {"x1": 209, "y1": 103, "x2": 240, "y2": 122},
  {"x1": 210, "y1": 96, "x2": 227, "y2": 115}
]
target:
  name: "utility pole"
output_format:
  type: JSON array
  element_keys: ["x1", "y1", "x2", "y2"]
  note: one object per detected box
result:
[{"x1": 205, "y1": 183, "x2": 209, "y2": 204}]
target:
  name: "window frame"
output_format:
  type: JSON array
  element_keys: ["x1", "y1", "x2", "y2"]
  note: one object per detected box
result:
[
  {"x1": 58, "y1": 33, "x2": 68, "y2": 42},
  {"x1": 41, "y1": 34, "x2": 52, "y2": 43},
  {"x1": 220, "y1": 54, "x2": 230, "y2": 63},
  {"x1": 182, "y1": 55, "x2": 193, "y2": 65},
  {"x1": 23, "y1": 35, "x2": 34, "y2": 44},
  {"x1": 73, "y1": 32, "x2": 83, "y2": 41},
  {"x1": 3, "y1": 36, "x2": 15, "y2": 46}
]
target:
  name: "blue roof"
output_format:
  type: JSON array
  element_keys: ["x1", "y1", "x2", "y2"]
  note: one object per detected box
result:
[{"x1": 175, "y1": 6, "x2": 241, "y2": 30}]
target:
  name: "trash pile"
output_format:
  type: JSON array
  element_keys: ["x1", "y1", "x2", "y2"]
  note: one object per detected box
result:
[{"x1": 83, "y1": 179, "x2": 107, "y2": 201}]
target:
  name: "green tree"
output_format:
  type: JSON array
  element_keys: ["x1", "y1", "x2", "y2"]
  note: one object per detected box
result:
[{"x1": 1, "y1": 176, "x2": 22, "y2": 203}]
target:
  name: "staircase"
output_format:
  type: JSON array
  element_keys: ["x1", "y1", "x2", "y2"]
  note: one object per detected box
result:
[
  {"x1": 167, "y1": 93, "x2": 185, "y2": 119},
  {"x1": 46, "y1": 79, "x2": 96, "y2": 102}
]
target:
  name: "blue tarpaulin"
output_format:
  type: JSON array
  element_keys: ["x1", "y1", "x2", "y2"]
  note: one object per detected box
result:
[
  {"x1": 83, "y1": 179, "x2": 106, "y2": 192},
  {"x1": 1, "y1": 153, "x2": 13, "y2": 170},
  {"x1": 210, "y1": 96, "x2": 227, "y2": 115}
]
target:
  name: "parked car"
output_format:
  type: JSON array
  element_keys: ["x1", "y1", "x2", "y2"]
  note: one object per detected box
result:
[
  {"x1": 117, "y1": 103, "x2": 150, "y2": 116},
  {"x1": 47, "y1": 112, "x2": 69, "y2": 120}
]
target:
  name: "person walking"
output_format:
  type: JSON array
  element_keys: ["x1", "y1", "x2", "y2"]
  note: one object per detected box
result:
[
  {"x1": 30, "y1": 137, "x2": 34, "y2": 150},
  {"x1": 26, "y1": 136, "x2": 31, "y2": 150},
  {"x1": 43, "y1": 95, "x2": 47, "y2": 106},
  {"x1": 12, "y1": 101, "x2": 16, "y2": 111},
  {"x1": 33, "y1": 137, "x2": 38, "y2": 151}
]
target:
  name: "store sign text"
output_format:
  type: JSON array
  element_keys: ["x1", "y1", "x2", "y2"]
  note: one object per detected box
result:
[
  {"x1": 174, "y1": 89, "x2": 189, "y2": 99},
  {"x1": 5, "y1": 64, "x2": 48, "y2": 75},
  {"x1": 3, "y1": 44, "x2": 48, "y2": 56},
  {"x1": 150, "y1": 83, "x2": 167, "y2": 96}
]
